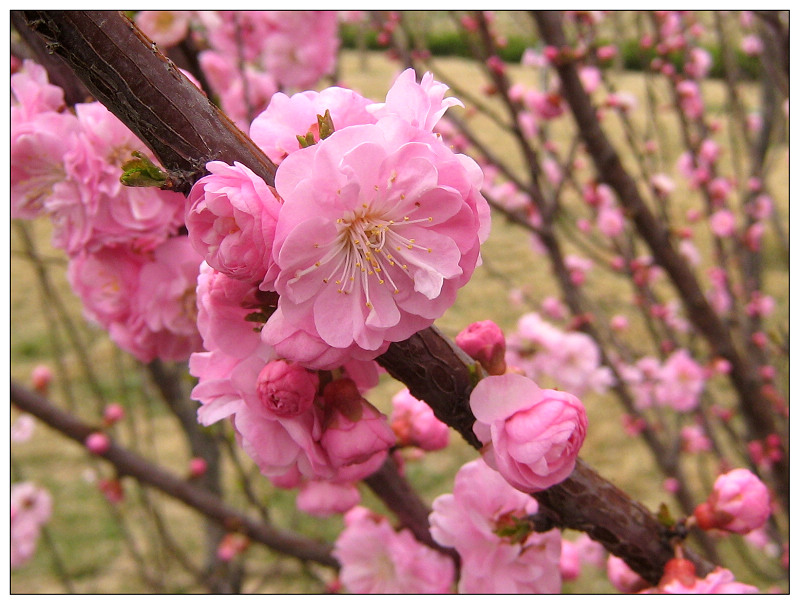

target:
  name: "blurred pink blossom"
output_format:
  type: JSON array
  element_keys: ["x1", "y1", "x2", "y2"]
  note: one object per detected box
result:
[
  {"x1": 10, "y1": 482, "x2": 53, "y2": 569},
  {"x1": 429, "y1": 458, "x2": 562, "y2": 593},
  {"x1": 334, "y1": 506, "x2": 455, "y2": 593},
  {"x1": 297, "y1": 480, "x2": 361, "y2": 517},
  {"x1": 135, "y1": 11, "x2": 191, "y2": 48}
]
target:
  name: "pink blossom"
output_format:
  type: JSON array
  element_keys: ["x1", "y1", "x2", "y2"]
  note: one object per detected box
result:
[
  {"x1": 296, "y1": 480, "x2": 361, "y2": 517},
  {"x1": 650, "y1": 173, "x2": 675, "y2": 197},
  {"x1": 102, "y1": 403, "x2": 126, "y2": 427},
  {"x1": 11, "y1": 415, "x2": 36, "y2": 443},
  {"x1": 334, "y1": 506, "x2": 455, "y2": 593},
  {"x1": 741, "y1": 34, "x2": 763, "y2": 56},
  {"x1": 610, "y1": 315, "x2": 629, "y2": 332},
  {"x1": 746, "y1": 292, "x2": 775, "y2": 318},
  {"x1": 748, "y1": 193, "x2": 773, "y2": 220},
  {"x1": 72, "y1": 238, "x2": 202, "y2": 364},
  {"x1": 709, "y1": 208, "x2": 736, "y2": 237},
  {"x1": 596, "y1": 204, "x2": 625, "y2": 238},
  {"x1": 249, "y1": 86, "x2": 376, "y2": 165},
  {"x1": 30, "y1": 364, "x2": 54, "y2": 394},
  {"x1": 10, "y1": 482, "x2": 53, "y2": 569},
  {"x1": 194, "y1": 262, "x2": 265, "y2": 358},
  {"x1": 11, "y1": 61, "x2": 79, "y2": 221},
  {"x1": 654, "y1": 349, "x2": 705, "y2": 412},
  {"x1": 470, "y1": 374, "x2": 587, "y2": 492},
  {"x1": 320, "y1": 379, "x2": 395, "y2": 473},
  {"x1": 135, "y1": 11, "x2": 191, "y2": 48},
  {"x1": 694, "y1": 468, "x2": 771, "y2": 534},
  {"x1": 676, "y1": 80, "x2": 704, "y2": 120},
  {"x1": 186, "y1": 161, "x2": 282, "y2": 289},
  {"x1": 256, "y1": 359, "x2": 319, "y2": 418},
  {"x1": 198, "y1": 50, "x2": 278, "y2": 130},
  {"x1": 507, "y1": 314, "x2": 614, "y2": 396},
  {"x1": 389, "y1": 388, "x2": 449, "y2": 451},
  {"x1": 51, "y1": 102, "x2": 185, "y2": 254},
  {"x1": 606, "y1": 554, "x2": 650, "y2": 593},
  {"x1": 85, "y1": 432, "x2": 111, "y2": 455},
  {"x1": 188, "y1": 457, "x2": 208, "y2": 478},
  {"x1": 368, "y1": 68, "x2": 464, "y2": 132},
  {"x1": 684, "y1": 47, "x2": 712, "y2": 79},
  {"x1": 112, "y1": 236, "x2": 203, "y2": 362},
  {"x1": 429, "y1": 458, "x2": 562, "y2": 593},
  {"x1": 680, "y1": 424, "x2": 712, "y2": 453},
  {"x1": 455, "y1": 320, "x2": 507, "y2": 376},
  {"x1": 560, "y1": 538, "x2": 582, "y2": 580},
  {"x1": 650, "y1": 560, "x2": 758, "y2": 594},
  {"x1": 525, "y1": 90, "x2": 565, "y2": 120},
  {"x1": 263, "y1": 112, "x2": 489, "y2": 367},
  {"x1": 260, "y1": 12, "x2": 339, "y2": 89}
]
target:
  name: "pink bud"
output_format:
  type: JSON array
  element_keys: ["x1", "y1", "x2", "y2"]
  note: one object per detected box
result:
[
  {"x1": 256, "y1": 360, "x2": 319, "y2": 418},
  {"x1": 470, "y1": 374, "x2": 587, "y2": 492},
  {"x1": 102, "y1": 403, "x2": 125, "y2": 427},
  {"x1": 455, "y1": 320, "x2": 507, "y2": 376},
  {"x1": 85, "y1": 432, "x2": 110, "y2": 455},
  {"x1": 188, "y1": 457, "x2": 208, "y2": 478},
  {"x1": 321, "y1": 379, "x2": 396, "y2": 471},
  {"x1": 694, "y1": 468, "x2": 771, "y2": 534},
  {"x1": 31, "y1": 364, "x2": 53, "y2": 393}
]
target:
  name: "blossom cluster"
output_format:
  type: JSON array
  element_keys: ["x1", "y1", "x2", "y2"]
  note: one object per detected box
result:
[
  {"x1": 136, "y1": 11, "x2": 341, "y2": 130},
  {"x1": 10, "y1": 482, "x2": 53, "y2": 569},
  {"x1": 11, "y1": 60, "x2": 202, "y2": 363},
  {"x1": 187, "y1": 69, "x2": 488, "y2": 492}
]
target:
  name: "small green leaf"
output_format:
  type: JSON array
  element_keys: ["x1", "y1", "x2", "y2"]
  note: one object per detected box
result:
[
  {"x1": 317, "y1": 109, "x2": 335, "y2": 140},
  {"x1": 657, "y1": 503, "x2": 676, "y2": 527},
  {"x1": 120, "y1": 151, "x2": 167, "y2": 187},
  {"x1": 296, "y1": 132, "x2": 317, "y2": 149}
]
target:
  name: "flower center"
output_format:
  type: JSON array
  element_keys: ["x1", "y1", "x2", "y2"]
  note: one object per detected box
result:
[{"x1": 293, "y1": 203, "x2": 435, "y2": 309}]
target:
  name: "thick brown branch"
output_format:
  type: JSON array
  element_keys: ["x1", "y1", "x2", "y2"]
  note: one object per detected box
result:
[
  {"x1": 10, "y1": 379, "x2": 338, "y2": 570},
  {"x1": 19, "y1": 10, "x2": 277, "y2": 193}
]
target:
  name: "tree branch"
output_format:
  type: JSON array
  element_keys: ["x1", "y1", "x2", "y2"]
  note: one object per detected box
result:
[{"x1": 10, "y1": 379, "x2": 338, "y2": 570}]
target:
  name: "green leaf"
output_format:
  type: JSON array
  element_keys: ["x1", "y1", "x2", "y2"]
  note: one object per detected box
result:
[
  {"x1": 317, "y1": 110, "x2": 335, "y2": 140},
  {"x1": 120, "y1": 151, "x2": 167, "y2": 187}
]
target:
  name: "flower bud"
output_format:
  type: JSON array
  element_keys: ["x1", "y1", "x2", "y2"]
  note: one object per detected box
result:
[
  {"x1": 31, "y1": 364, "x2": 53, "y2": 394},
  {"x1": 455, "y1": 320, "x2": 507, "y2": 376},
  {"x1": 694, "y1": 468, "x2": 771, "y2": 534},
  {"x1": 470, "y1": 374, "x2": 587, "y2": 492},
  {"x1": 85, "y1": 432, "x2": 111, "y2": 455},
  {"x1": 256, "y1": 359, "x2": 319, "y2": 418}
]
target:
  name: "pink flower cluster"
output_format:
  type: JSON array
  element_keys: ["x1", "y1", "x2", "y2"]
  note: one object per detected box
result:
[
  {"x1": 11, "y1": 482, "x2": 53, "y2": 569},
  {"x1": 11, "y1": 60, "x2": 202, "y2": 363},
  {"x1": 429, "y1": 458, "x2": 562, "y2": 593},
  {"x1": 506, "y1": 312, "x2": 614, "y2": 396},
  {"x1": 188, "y1": 69, "x2": 489, "y2": 370},
  {"x1": 333, "y1": 506, "x2": 455, "y2": 593},
  {"x1": 190, "y1": 264, "x2": 392, "y2": 487},
  {"x1": 617, "y1": 348, "x2": 705, "y2": 412},
  {"x1": 194, "y1": 11, "x2": 339, "y2": 128}
]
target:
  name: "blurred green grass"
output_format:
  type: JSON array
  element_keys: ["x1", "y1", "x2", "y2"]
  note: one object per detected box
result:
[{"x1": 10, "y1": 45, "x2": 788, "y2": 594}]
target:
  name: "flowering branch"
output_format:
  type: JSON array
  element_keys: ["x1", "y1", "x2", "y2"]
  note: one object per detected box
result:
[
  {"x1": 17, "y1": 9, "x2": 717, "y2": 586},
  {"x1": 532, "y1": 10, "x2": 788, "y2": 511},
  {"x1": 10, "y1": 379, "x2": 339, "y2": 570}
]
